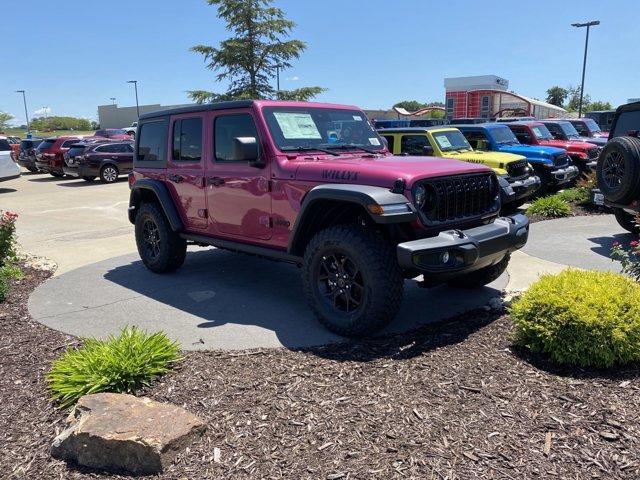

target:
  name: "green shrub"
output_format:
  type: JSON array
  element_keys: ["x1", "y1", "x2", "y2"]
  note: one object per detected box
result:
[
  {"x1": 0, "y1": 210, "x2": 19, "y2": 265},
  {"x1": 510, "y1": 269, "x2": 640, "y2": 368},
  {"x1": 556, "y1": 187, "x2": 589, "y2": 204},
  {"x1": 47, "y1": 326, "x2": 181, "y2": 408},
  {"x1": 0, "y1": 264, "x2": 23, "y2": 302},
  {"x1": 526, "y1": 195, "x2": 571, "y2": 218}
]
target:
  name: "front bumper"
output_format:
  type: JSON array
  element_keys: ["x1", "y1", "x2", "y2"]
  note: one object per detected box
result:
[
  {"x1": 63, "y1": 163, "x2": 98, "y2": 178},
  {"x1": 397, "y1": 214, "x2": 529, "y2": 279},
  {"x1": 507, "y1": 175, "x2": 540, "y2": 202},
  {"x1": 549, "y1": 165, "x2": 580, "y2": 185}
]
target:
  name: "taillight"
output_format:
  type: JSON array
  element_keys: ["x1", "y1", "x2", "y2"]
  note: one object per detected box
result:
[{"x1": 128, "y1": 173, "x2": 135, "y2": 188}]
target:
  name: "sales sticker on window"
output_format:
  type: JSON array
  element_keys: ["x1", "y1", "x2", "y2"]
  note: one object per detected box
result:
[
  {"x1": 435, "y1": 134, "x2": 452, "y2": 148},
  {"x1": 353, "y1": 115, "x2": 363, "y2": 121},
  {"x1": 368, "y1": 137, "x2": 381, "y2": 146},
  {"x1": 273, "y1": 112, "x2": 322, "y2": 139}
]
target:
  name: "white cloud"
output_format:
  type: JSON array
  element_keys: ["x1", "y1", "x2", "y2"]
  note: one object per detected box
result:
[
  {"x1": 286, "y1": 76, "x2": 300, "y2": 81},
  {"x1": 34, "y1": 107, "x2": 52, "y2": 116}
]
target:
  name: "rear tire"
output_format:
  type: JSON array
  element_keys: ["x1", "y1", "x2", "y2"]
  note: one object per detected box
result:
[
  {"x1": 135, "y1": 202, "x2": 187, "y2": 273},
  {"x1": 26, "y1": 166, "x2": 38, "y2": 173},
  {"x1": 613, "y1": 208, "x2": 639, "y2": 234},
  {"x1": 82, "y1": 176, "x2": 96, "y2": 182},
  {"x1": 596, "y1": 137, "x2": 640, "y2": 203},
  {"x1": 50, "y1": 172, "x2": 64, "y2": 178},
  {"x1": 302, "y1": 225, "x2": 404, "y2": 337},
  {"x1": 100, "y1": 164, "x2": 119, "y2": 183},
  {"x1": 448, "y1": 254, "x2": 510, "y2": 289}
]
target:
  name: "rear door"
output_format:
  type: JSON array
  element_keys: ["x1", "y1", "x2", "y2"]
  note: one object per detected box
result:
[
  {"x1": 206, "y1": 109, "x2": 272, "y2": 240},
  {"x1": 167, "y1": 114, "x2": 208, "y2": 231}
]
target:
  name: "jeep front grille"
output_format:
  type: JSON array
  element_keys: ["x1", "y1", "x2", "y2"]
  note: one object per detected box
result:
[
  {"x1": 553, "y1": 153, "x2": 569, "y2": 167},
  {"x1": 506, "y1": 160, "x2": 529, "y2": 179},
  {"x1": 420, "y1": 173, "x2": 498, "y2": 224}
]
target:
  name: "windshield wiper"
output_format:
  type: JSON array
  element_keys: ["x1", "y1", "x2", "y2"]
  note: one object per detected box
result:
[
  {"x1": 281, "y1": 146, "x2": 339, "y2": 156},
  {"x1": 326, "y1": 144, "x2": 378, "y2": 154}
]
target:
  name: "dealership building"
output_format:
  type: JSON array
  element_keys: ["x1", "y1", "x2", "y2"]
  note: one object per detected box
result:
[
  {"x1": 97, "y1": 103, "x2": 191, "y2": 129},
  {"x1": 444, "y1": 75, "x2": 566, "y2": 120}
]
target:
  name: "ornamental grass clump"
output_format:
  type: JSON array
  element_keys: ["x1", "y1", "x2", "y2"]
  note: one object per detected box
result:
[
  {"x1": 526, "y1": 195, "x2": 571, "y2": 218},
  {"x1": 47, "y1": 326, "x2": 181, "y2": 408},
  {"x1": 510, "y1": 269, "x2": 640, "y2": 368}
]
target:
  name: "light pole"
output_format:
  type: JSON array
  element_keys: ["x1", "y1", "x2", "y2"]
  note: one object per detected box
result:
[
  {"x1": 571, "y1": 20, "x2": 600, "y2": 117},
  {"x1": 126, "y1": 80, "x2": 140, "y2": 118},
  {"x1": 15, "y1": 90, "x2": 30, "y2": 136},
  {"x1": 275, "y1": 65, "x2": 281, "y2": 99},
  {"x1": 110, "y1": 97, "x2": 116, "y2": 106}
]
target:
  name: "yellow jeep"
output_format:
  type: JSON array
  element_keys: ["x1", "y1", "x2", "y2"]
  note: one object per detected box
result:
[{"x1": 379, "y1": 126, "x2": 540, "y2": 207}]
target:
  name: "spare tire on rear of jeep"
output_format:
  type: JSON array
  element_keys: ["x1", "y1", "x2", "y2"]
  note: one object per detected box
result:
[{"x1": 597, "y1": 136, "x2": 640, "y2": 204}]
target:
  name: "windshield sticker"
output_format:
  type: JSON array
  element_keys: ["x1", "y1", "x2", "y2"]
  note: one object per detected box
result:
[
  {"x1": 353, "y1": 115, "x2": 363, "y2": 121},
  {"x1": 368, "y1": 137, "x2": 381, "y2": 146},
  {"x1": 273, "y1": 112, "x2": 322, "y2": 139},
  {"x1": 436, "y1": 135, "x2": 452, "y2": 148}
]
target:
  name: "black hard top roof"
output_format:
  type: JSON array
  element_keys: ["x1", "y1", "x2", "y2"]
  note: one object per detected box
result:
[
  {"x1": 139, "y1": 100, "x2": 254, "y2": 121},
  {"x1": 377, "y1": 126, "x2": 456, "y2": 133}
]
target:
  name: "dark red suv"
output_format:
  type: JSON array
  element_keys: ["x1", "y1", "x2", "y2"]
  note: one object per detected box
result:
[
  {"x1": 63, "y1": 140, "x2": 134, "y2": 183},
  {"x1": 35, "y1": 136, "x2": 82, "y2": 177}
]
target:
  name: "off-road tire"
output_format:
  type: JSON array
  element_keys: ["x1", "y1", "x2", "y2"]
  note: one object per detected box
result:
[
  {"x1": 82, "y1": 176, "x2": 96, "y2": 182},
  {"x1": 613, "y1": 208, "x2": 639, "y2": 234},
  {"x1": 447, "y1": 254, "x2": 510, "y2": 289},
  {"x1": 100, "y1": 164, "x2": 119, "y2": 184},
  {"x1": 302, "y1": 225, "x2": 404, "y2": 337},
  {"x1": 596, "y1": 136, "x2": 640, "y2": 204},
  {"x1": 26, "y1": 166, "x2": 38, "y2": 173},
  {"x1": 50, "y1": 172, "x2": 64, "y2": 178},
  {"x1": 135, "y1": 202, "x2": 186, "y2": 273}
]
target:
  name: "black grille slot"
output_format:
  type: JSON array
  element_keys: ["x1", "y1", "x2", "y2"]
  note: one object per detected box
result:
[
  {"x1": 421, "y1": 173, "x2": 497, "y2": 224},
  {"x1": 588, "y1": 148, "x2": 599, "y2": 159},
  {"x1": 506, "y1": 160, "x2": 529, "y2": 179},
  {"x1": 553, "y1": 153, "x2": 569, "y2": 167}
]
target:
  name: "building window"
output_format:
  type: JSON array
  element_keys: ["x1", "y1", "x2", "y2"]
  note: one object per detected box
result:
[
  {"x1": 446, "y1": 97, "x2": 455, "y2": 116},
  {"x1": 481, "y1": 95, "x2": 490, "y2": 113}
]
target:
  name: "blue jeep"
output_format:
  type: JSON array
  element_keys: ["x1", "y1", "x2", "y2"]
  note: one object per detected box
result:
[{"x1": 457, "y1": 123, "x2": 579, "y2": 194}]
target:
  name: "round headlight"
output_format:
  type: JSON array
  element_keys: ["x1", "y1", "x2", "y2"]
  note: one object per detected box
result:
[{"x1": 414, "y1": 185, "x2": 426, "y2": 208}]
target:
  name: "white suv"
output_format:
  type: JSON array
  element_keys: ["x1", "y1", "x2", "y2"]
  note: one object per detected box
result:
[
  {"x1": 0, "y1": 137, "x2": 21, "y2": 183},
  {"x1": 123, "y1": 121, "x2": 137, "y2": 138}
]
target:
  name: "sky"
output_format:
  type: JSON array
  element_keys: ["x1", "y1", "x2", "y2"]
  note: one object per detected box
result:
[{"x1": 2, "y1": 0, "x2": 639, "y2": 125}]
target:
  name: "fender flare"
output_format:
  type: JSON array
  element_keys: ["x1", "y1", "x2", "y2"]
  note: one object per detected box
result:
[
  {"x1": 287, "y1": 183, "x2": 417, "y2": 253},
  {"x1": 128, "y1": 179, "x2": 184, "y2": 232}
]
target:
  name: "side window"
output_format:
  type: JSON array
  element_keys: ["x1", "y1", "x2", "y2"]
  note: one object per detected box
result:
[
  {"x1": 612, "y1": 110, "x2": 640, "y2": 138},
  {"x1": 462, "y1": 130, "x2": 488, "y2": 150},
  {"x1": 62, "y1": 140, "x2": 79, "y2": 148},
  {"x1": 573, "y1": 122, "x2": 587, "y2": 135},
  {"x1": 546, "y1": 123, "x2": 562, "y2": 137},
  {"x1": 214, "y1": 114, "x2": 259, "y2": 162},
  {"x1": 400, "y1": 135, "x2": 430, "y2": 156},
  {"x1": 96, "y1": 145, "x2": 115, "y2": 153},
  {"x1": 136, "y1": 119, "x2": 168, "y2": 165},
  {"x1": 172, "y1": 117, "x2": 203, "y2": 162},
  {"x1": 126, "y1": 144, "x2": 134, "y2": 153},
  {"x1": 381, "y1": 135, "x2": 394, "y2": 153},
  {"x1": 511, "y1": 127, "x2": 531, "y2": 143}
]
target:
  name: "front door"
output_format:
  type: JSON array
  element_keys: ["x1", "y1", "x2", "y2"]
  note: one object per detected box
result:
[
  {"x1": 206, "y1": 110, "x2": 272, "y2": 240},
  {"x1": 166, "y1": 115, "x2": 208, "y2": 231}
]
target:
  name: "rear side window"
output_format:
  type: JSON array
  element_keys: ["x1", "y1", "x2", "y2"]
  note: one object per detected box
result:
[
  {"x1": 172, "y1": 118, "x2": 203, "y2": 162},
  {"x1": 381, "y1": 135, "x2": 394, "y2": 152},
  {"x1": 400, "y1": 135, "x2": 430, "y2": 155},
  {"x1": 545, "y1": 123, "x2": 563, "y2": 137},
  {"x1": 214, "y1": 114, "x2": 259, "y2": 162},
  {"x1": 572, "y1": 122, "x2": 588, "y2": 135},
  {"x1": 510, "y1": 127, "x2": 532, "y2": 143},
  {"x1": 460, "y1": 130, "x2": 488, "y2": 149},
  {"x1": 61, "y1": 140, "x2": 79, "y2": 148},
  {"x1": 612, "y1": 110, "x2": 640, "y2": 138},
  {"x1": 136, "y1": 120, "x2": 168, "y2": 166},
  {"x1": 37, "y1": 139, "x2": 56, "y2": 151},
  {"x1": 0, "y1": 139, "x2": 10, "y2": 151},
  {"x1": 66, "y1": 146, "x2": 86, "y2": 157}
]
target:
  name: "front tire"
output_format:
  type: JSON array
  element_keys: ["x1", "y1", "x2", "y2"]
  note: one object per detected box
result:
[
  {"x1": 135, "y1": 202, "x2": 187, "y2": 273},
  {"x1": 26, "y1": 166, "x2": 38, "y2": 173},
  {"x1": 82, "y1": 176, "x2": 96, "y2": 182},
  {"x1": 50, "y1": 172, "x2": 64, "y2": 178},
  {"x1": 613, "y1": 208, "x2": 639, "y2": 234},
  {"x1": 448, "y1": 254, "x2": 510, "y2": 289},
  {"x1": 100, "y1": 165, "x2": 119, "y2": 183},
  {"x1": 302, "y1": 225, "x2": 404, "y2": 337}
]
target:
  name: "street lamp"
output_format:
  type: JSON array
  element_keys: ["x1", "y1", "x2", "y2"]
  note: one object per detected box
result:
[
  {"x1": 126, "y1": 80, "x2": 140, "y2": 118},
  {"x1": 571, "y1": 20, "x2": 600, "y2": 117},
  {"x1": 15, "y1": 90, "x2": 30, "y2": 136},
  {"x1": 110, "y1": 97, "x2": 116, "y2": 106},
  {"x1": 275, "y1": 64, "x2": 282, "y2": 99}
]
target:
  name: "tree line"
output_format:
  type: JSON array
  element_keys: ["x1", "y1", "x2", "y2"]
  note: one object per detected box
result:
[{"x1": 546, "y1": 86, "x2": 612, "y2": 112}]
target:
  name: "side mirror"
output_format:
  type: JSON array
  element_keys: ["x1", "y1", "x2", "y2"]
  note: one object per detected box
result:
[
  {"x1": 233, "y1": 136, "x2": 263, "y2": 167},
  {"x1": 422, "y1": 145, "x2": 434, "y2": 156}
]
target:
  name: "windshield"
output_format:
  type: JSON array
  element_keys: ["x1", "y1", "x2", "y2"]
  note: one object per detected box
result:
[
  {"x1": 489, "y1": 126, "x2": 519, "y2": 145},
  {"x1": 432, "y1": 130, "x2": 472, "y2": 152},
  {"x1": 583, "y1": 118, "x2": 602, "y2": 132},
  {"x1": 531, "y1": 125, "x2": 554, "y2": 140},
  {"x1": 263, "y1": 107, "x2": 384, "y2": 152},
  {"x1": 559, "y1": 122, "x2": 580, "y2": 138}
]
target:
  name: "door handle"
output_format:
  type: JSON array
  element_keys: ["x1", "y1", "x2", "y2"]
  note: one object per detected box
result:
[
  {"x1": 207, "y1": 176, "x2": 225, "y2": 186},
  {"x1": 168, "y1": 174, "x2": 184, "y2": 183}
]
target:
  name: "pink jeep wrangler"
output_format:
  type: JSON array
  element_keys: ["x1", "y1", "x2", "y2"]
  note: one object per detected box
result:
[{"x1": 128, "y1": 101, "x2": 529, "y2": 336}]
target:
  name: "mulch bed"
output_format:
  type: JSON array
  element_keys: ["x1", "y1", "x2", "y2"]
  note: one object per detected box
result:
[
  {"x1": 2, "y1": 266, "x2": 640, "y2": 479},
  {"x1": 527, "y1": 201, "x2": 609, "y2": 224}
]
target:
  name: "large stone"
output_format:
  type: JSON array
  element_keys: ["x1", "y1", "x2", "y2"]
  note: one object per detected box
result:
[{"x1": 51, "y1": 392, "x2": 206, "y2": 474}]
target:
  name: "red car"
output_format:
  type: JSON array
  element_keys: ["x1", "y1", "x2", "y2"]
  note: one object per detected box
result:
[
  {"x1": 7, "y1": 136, "x2": 21, "y2": 162},
  {"x1": 567, "y1": 118, "x2": 609, "y2": 139},
  {"x1": 35, "y1": 136, "x2": 83, "y2": 177},
  {"x1": 506, "y1": 121, "x2": 600, "y2": 173},
  {"x1": 90, "y1": 129, "x2": 133, "y2": 140}
]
